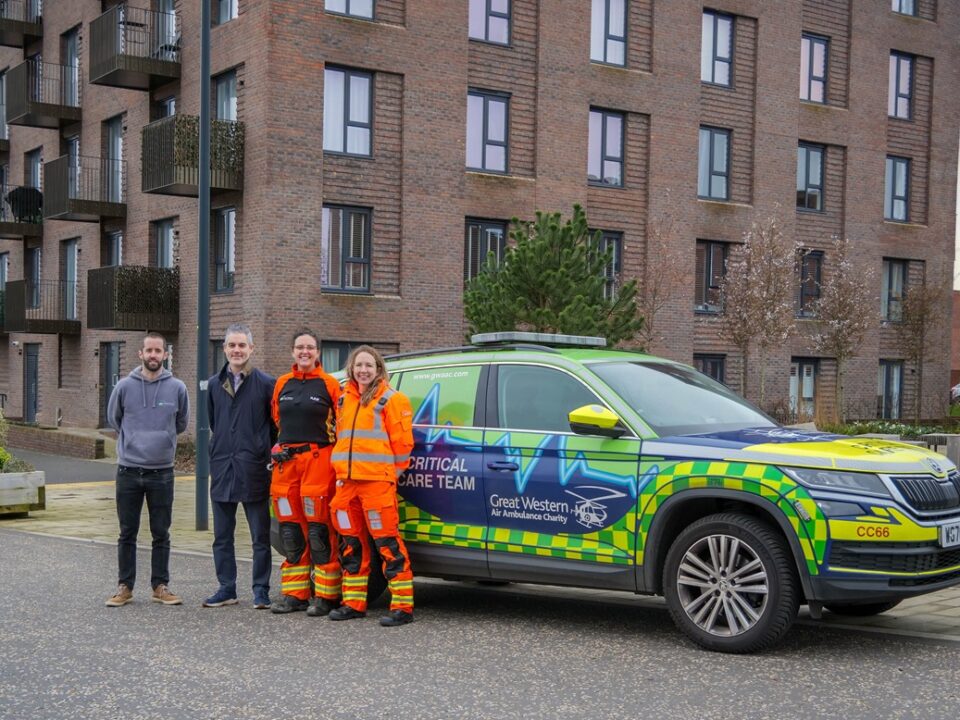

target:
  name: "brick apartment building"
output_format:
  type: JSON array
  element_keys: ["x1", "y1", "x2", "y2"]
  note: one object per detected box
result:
[{"x1": 0, "y1": 0, "x2": 955, "y2": 432}]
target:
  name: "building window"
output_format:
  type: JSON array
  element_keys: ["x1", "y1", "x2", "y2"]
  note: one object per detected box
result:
[
  {"x1": 106, "y1": 231, "x2": 123, "y2": 267},
  {"x1": 588, "y1": 108, "x2": 624, "y2": 187},
  {"x1": 62, "y1": 239, "x2": 78, "y2": 321},
  {"x1": 214, "y1": 0, "x2": 237, "y2": 25},
  {"x1": 892, "y1": 0, "x2": 916, "y2": 17},
  {"x1": 881, "y1": 258, "x2": 906, "y2": 322},
  {"x1": 698, "y1": 127, "x2": 729, "y2": 200},
  {"x1": 694, "y1": 354, "x2": 725, "y2": 384},
  {"x1": 0, "y1": 252, "x2": 8, "y2": 291},
  {"x1": 596, "y1": 230, "x2": 622, "y2": 299},
  {"x1": 26, "y1": 246, "x2": 41, "y2": 308},
  {"x1": 322, "y1": 205, "x2": 371, "y2": 292},
  {"x1": 797, "y1": 250, "x2": 822, "y2": 318},
  {"x1": 326, "y1": 0, "x2": 373, "y2": 20},
  {"x1": 214, "y1": 70, "x2": 237, "y2": 122},
  {"x1": 324, "y1": 67, "x2": 372, "y2": 157},
  {"x1": 25, "y1": 148, "x2": 42, "y2": 189},
  {"x1": 466, "y1": 90, "x2": 508, "y2": 173},
  {"x1": 62, "y1": 27, "x2": 80, "y2": 107},
  {"x1": 888, "y1": 52, "x2": 913, "y2": 119},
  {"x1": 695, "y1": 240, "x2": 726, "y2": 313},
  {"x1": 701, "y1": 10, "x2": 732, "y2": 86},
  {"x1": 590, "y1": 0, "x2": 626, "y2": 66},
  {"x1": 884, "y1": 156, "x2": 910, "y2": 222},
  {"x1": 214, "y1": 207, "x2": 235, "y2": 292},
  {"x1": 877, "y1": 360, "x2": 903, "y2": 419},
  {"x1": 464, "y1": 218, "x2": 506, "y2": 283},
  {"x1": 469, "y1": 0, "x2": 510, "y2": 44},
  {"x1": 154, "y1": 95, "x2": 176, "y2": 120},
  {"x1": 321, "y1": 340, "x2": 364, "y2": 373},
  {"x1": 797, "y1": 144, "x2": 824, "y2": 211},
  {"x1": 790, "y1": 359, "x2": 818, "y2": 420},
  {"x1": 154, "y1": 219, "x2": 175, "y2": 268},
  {"x1": 800, "y1": 34, "x2": 827, "y2": 103}
]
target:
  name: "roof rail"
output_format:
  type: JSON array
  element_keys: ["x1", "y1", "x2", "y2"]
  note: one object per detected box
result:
[
  {"x1": 384, "y1": 342, "x2": 560, "y2": 362},
  {"x1": 471, "y1": 331, "x2": 606, "y2": 348}
]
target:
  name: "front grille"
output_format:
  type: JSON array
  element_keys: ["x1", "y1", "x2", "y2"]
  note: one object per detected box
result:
[
  {"x1": 891, "y1": 474, "x2": 960, "y2": 513},
  {"x1": 829, "y1": 541, "x2": 960, "y2": 574}
]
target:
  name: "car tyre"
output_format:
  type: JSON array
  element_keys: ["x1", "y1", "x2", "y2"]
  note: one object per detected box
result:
[
  {"x1": 824, "y1": 600, "x2": 902, "y2": 617},
  {"x1": 662, "y1": 512, "x2": 799, "y2": 653}
]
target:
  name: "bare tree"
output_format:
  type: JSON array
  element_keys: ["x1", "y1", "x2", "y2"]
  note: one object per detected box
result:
[
  {"x1": 636, "y1": 208, "x2": 687, "y2": 352},
  {"x1": 810, "y1": 236, "x2": 876, "y2": 423},
  {"x1": 895, "y1": 269, "x2": 950, "y2": 422},
  {"x1": 719, "y1": 213, "x2": 799, "y2": 404}
]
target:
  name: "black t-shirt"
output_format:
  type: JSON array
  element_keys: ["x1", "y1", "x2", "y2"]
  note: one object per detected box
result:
[{"x1": 276, "y1": 375, "x2": 335, "y2": 446}]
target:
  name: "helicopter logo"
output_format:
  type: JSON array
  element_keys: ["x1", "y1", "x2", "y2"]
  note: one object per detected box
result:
[{"x1": 566, "y1": 486, "x2": 629, "y2": 529}]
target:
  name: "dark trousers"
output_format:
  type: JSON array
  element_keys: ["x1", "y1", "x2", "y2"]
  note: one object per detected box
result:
[
  {"x1": 116, "y1": 465, "x2": 174, "y2": 590},
  {"x1": 212, "y1": 498, "x2": 272, "y2": 595}
]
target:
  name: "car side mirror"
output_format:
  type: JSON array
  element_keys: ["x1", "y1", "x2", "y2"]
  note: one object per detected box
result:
[{"x1": 568, "y1": 404, "x2": 627, "y2": 439}]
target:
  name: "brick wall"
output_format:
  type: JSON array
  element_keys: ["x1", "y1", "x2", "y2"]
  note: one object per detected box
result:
[{"x1": 6, "y1": 424, "x2": 105, "y2": 459}]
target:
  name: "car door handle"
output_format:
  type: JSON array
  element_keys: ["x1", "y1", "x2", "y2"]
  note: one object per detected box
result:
[{"x1": 487, "y1": 461, "x2": 519, "y2": 472}]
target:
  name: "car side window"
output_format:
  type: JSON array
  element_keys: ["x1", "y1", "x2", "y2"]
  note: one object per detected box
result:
[
  {"x1": 497, "y1": 364, "x2": 600, "y2": 433},
  {"x1": 399, "y1": 365, "x2": 483, "y2": 427}
]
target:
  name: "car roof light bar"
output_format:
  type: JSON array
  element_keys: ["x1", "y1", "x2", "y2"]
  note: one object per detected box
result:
[{"x1": 470, "y1": 332, "x2": 607, "y2": 348}]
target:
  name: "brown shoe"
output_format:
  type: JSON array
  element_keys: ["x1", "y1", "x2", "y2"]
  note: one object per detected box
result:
[
  {"x1": 105, "y1": 583, "x2": 133, "y2": 607},
  {"x1": 151, "y1": 584, "x2": 182, "y2": 605}
]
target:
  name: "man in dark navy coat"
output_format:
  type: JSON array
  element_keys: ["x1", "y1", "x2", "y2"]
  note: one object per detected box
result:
[{"x1": 203, "y1": 323, "x2": 276, "y2": 609}]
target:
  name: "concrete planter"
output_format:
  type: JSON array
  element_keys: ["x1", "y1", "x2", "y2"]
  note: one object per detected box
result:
[{"x1": 0, "y1": 470, "x2": 46, "y2": 515}]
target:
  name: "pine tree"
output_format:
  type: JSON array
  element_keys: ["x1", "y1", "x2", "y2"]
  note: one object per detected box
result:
[{"x1": 464, "y1": 205, "x2": 643, "y2": 344}]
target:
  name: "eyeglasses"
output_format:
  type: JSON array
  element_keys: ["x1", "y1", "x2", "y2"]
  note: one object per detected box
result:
[{"x1": 294, "y1": 345, "x2": 317, "y2": 351}]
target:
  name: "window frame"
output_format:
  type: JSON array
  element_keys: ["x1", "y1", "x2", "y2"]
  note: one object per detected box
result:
[
  {"x1": 587, "y1": 107, "x2": 625, "y2": 187},
  {"x1": 320, "y1": 340, "x2": 365, "y2": 373},
  {"x1": 153, "y1": 218, "x2": 175, "y2": 269},
  {"x1": 891, "y1": 0, "x2": 916, "y2": 15},
  {"x1": 595, "y1": 230, "x2": 623, "y2": 300},
  {"x1": 881, "y1": 258, "x2": 906, "y2": 322},
  {"x1": 213, "y1": 0, "x2": 238, "y2": 26},
  {"x1": 796, "y1": 143, "x2": 824, "y2": 212},
  {"x1": 877, "y1": 359, "x2": 904, "y2": 420},
  {"x1": 701, "y1": 10, "x2": 733, "y2": 87},
  {"x1": 789, "y1": 357, "x2": 819, "y2": 420},
  {"x1": 493, "y1": 362, "x2": 609, "y2": 434},
  {"x1": 464, "y1": 218, "x2": 507, "y2": 283},
  {"x1": 590, "y1": 0, "x2": 627, "y2": 67},
  {"x1": 325, "y1": 0, "x2": 374, "y2": 21},
  {"x1": 693, "y1": 354, "x2": 726, "y2": 384},
  {"x1": 796, "y1": 249, "x2": 822, "y2": 318},
  {"x1": 323, "y1": 66, "x2": 374, "y2": 158},
  {"x1": 695, "y1": 239, "x2": 727, "y2": 313},
  {"x1": 468, "y1": 0, "x2": 511, "y2": 45},
  {"x1": 321, "y1": 204, "x2": 372, "y2": 294},
  {"x1": 466, "y1": 89, "x2": 510, "y2": 174},
  {"x1": 884, "y1": 155, "x2": 910, "y2": 222},
  {"x1": 698, "y1": 126, "x2": 730, "y2": 201},
  {"x1": 214, "y1": 69, "x2": 237, "y2": 122},
  {"x1": 888, "y1": 52, "x2": 913, "y2": 120},
  {"x1": 213, "y1": 206, "x2": 236, "y2": 293},
  {"x1": 800, "y1": 33, "x2": 828, "y2": 104}
]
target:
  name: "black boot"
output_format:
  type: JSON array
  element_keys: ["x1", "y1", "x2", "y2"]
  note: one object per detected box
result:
[
  {"x1": 328, "y1": 605, "x2": 366, "y2": 621},
  {"x1": 379, "y1": 610, "x2": 414, "y2": 627},
  {"x1": 306, "y1": 598, "x2": 340, "y2": 617},
  {"x1": 270, "y1": 595, "x2": 309, "y2": 614}
]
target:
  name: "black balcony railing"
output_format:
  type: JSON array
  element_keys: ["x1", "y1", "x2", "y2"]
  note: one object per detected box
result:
[
  {"x1": 44, "y1": 155, "x2": 126, "y2": 222},
  {"x1": 142, "y1": 114, "x2": 244, "y2": 196},
  {"x1": 87, "y1": 265, "x2": 179, "y2": 333},
  {"x1": 0, "y1": 184, "x2": 43, "y2": 238},
  {"x1": 0, "y1": 0, "x2": 42, "y2": 48},
  {"x1": 90, "y1": 4, "x2": 180, "y2": 90},
  {"x1": 0, "y1": 289, "x2": 6, "y2": 333},
  {"x1": 5, "y1": 279, "x2": 81, "y2": 334},
  {"x1": 7, "y1": 60, "x2": 82, "y2": 128}
]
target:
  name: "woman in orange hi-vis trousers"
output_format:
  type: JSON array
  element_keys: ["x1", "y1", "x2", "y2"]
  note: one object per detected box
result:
[
  {"x1": 269, "y1": 329, "x2": 343, "y2": 617},
  {"x1": 329, "y1": 345, "x2": 415, "y2": 627}
]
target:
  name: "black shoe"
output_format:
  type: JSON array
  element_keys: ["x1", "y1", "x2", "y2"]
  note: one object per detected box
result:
[
  {"x1": 306, "y1": 598, "x2": 339, "y2": 617},
  {"x1": 270, "y1": 595, "x2": 309, "y2": 614},
  {"x1": 328, "y1": 605, "x2": 366, "y2": 621},
  {"x1": 379, "y1": 610, "x2": 414, "y2": 627}
]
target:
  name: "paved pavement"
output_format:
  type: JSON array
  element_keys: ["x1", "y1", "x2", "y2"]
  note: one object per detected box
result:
[
  {"x1": 11, "y1": 448, "x2": 118, "y2": 484},
  {"x1": 3, "y1": 477, "x2": 960, "y2": 643}
]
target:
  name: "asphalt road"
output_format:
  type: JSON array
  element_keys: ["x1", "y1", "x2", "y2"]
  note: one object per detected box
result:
[
  {"x1": 9, "y1": 449, "x2": 117, "y2": 484},
  {"x1": 2, "y1": 529, "x2": 959, "y2": 720}
]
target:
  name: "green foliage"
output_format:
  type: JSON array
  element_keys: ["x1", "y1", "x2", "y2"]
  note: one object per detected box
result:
[
  {"x1": 464, "y1": 205, "x2": 643, "y2": 344},
  {"x1": 819, "y1": 420, "x2": 942, "y2": 439},
  {"x1": 0, "y1": 410, "x2": 33, "y2": 473}
]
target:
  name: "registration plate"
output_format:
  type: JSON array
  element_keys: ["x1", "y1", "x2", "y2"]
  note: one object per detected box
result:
[{"x1": 940, "y1": 521, "x2": 960, "y2": 548}]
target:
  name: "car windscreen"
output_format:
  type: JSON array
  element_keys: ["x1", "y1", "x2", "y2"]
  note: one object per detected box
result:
[{"x1": 587, "y1": 361, "x2": 776, "y2": 436}]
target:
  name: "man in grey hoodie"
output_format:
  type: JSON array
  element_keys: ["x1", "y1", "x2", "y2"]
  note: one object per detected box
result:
[{"x1": 105, "y1": 332, "x2": 190, "y2": 607}]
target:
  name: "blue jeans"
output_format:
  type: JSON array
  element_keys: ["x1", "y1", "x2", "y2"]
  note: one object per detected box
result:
[
  {"x1": 212, "y1": 498, "x2": 272, "y2": 596},
  {"x1": 116, "y1": 466, "x2": 174, "y2": 590}
]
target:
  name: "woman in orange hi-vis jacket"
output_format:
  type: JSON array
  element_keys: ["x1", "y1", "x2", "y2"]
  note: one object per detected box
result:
[
  {"x1": 329, "y1": 345, "x2": 415, "y2": 627},
  {"x1": 268, "y1": 329, "x2": 343, "y2": 617}
]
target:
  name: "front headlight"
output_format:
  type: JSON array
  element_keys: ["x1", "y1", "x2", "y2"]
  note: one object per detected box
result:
[{"x1": 782, "y1": 467, "x2": 891, "y2": 498}]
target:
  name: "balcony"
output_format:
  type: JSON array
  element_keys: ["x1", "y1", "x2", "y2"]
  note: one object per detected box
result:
[
  {"x1": 90, "y1": 4, "x2": 180, "y2": 91},
  {"x1": 44, "y1": 155, "x2": 126, "y2": 222},
  {"x1": 0, "y1": 0, "x2": 41, "y2": 48},
  {"x1": 7, "y1": 60, "x2": 82, "y2": 129},
  {"x1": 5, "y1": 280, "x2": 81, "y2": 334},
  {"x1": 0, "y1": 184, "x2": 43, "y2": 238},
  {"x1": 87, "y1": 265, "x2": 179, "y2": 333},
  {"x1": 142, "y1": 114, "x2": 244, "y2": 196}
]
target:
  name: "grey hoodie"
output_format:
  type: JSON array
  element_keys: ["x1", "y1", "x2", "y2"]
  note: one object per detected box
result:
[{"x1": 108, "y1": 366, "x2": 190, "y2": 469}]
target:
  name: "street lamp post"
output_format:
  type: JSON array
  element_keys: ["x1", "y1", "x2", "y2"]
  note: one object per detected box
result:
[{"x1": 195, "y1": 0, "x2": 211, "y2": 531}]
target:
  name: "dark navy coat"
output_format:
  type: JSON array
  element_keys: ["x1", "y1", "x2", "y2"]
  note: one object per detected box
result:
[{"x1": 207, "y1": 364, "x2": 276, "y2": 502}]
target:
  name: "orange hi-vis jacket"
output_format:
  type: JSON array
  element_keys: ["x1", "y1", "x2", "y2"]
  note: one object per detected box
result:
[{"x1": 332, "y1": 380, "x2": 414, "y2": 483}]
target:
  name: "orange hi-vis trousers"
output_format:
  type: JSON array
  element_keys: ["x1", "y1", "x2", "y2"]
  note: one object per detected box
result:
[
  {"x1": 270, "y1": 444, "x2": 341, "y2": 602},
  {"x1": 330, "y1": 479, "x2": 413, "y2": 614}
]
